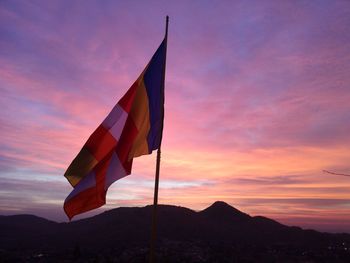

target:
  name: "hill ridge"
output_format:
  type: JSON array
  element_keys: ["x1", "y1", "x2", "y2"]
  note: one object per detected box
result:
[{"x1": 1, "y1": 201, "x2": 350, "y2": 262}]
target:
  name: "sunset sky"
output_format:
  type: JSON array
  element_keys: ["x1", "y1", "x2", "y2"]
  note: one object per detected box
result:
[{"x1": 1, "y1": 0, "x2": 350, "y2": 232}]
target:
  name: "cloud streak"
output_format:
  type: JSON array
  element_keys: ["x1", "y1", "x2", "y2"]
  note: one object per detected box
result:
[{"x1": 1, "y1": 0, "x2": 350, "y2": 232}]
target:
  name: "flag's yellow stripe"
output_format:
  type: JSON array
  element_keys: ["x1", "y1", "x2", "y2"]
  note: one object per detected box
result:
[
  {"x1": 64, "y1": 148, "x2": 98, "y2": 187},
  {"x1": 128, "y1": 77, "x2": 151, "y2": 159}
]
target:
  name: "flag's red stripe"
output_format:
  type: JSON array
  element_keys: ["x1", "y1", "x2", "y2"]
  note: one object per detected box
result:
[
  {"x1": 64, "y1": 109, "x2": 139, "y2": 220},
  {"x1": 118, "y1": 81, "x2": 138, "y2": 113},
  {"x1": 122, "y1": 158, "x2": 133, "y2": 175},
  {"x1": 116, "y1": 116, "x2": 139, "y2": 166},
  {"x1": 64, "y1": 186, "x2": 106, "y2": 220},
  {"x1": 64, "y1": 39, "x2": 166, "y2": 220},
  {"x1": 64, "y1": 152, "x2": 113, "y2": 219},
  {"x1": 85, "y1": 125, "x2": 117, "y2": 162},
  {"x1": 95, "y1": 152, "x2": 111, "y2": 193}
]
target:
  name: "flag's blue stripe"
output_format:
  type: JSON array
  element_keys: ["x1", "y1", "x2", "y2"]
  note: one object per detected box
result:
[{"x1": 143, "y1": 39, "x2": 166, "y2": 152}]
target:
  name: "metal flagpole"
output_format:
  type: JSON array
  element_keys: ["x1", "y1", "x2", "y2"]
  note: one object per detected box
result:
[{"x1": 149, "y1": 16, "x2": 169, "y2": 263}]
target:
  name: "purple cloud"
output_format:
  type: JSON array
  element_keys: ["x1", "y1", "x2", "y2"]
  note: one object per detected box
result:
[{"x1": 1, "y1": 0, "x2": 350, "y2": 232}]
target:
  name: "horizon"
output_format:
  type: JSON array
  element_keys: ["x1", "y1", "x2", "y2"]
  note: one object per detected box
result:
[
  {"x1": 1, "y1": 1, "x2": 350, "y2": 234},
  {"x1": 3, "y1": 200, "x2": 349, "y2": 235}
]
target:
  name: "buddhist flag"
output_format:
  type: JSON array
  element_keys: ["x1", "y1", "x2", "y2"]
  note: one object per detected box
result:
[{"x1": 63, "y1": 38, "x2": 166, "y2": 220}]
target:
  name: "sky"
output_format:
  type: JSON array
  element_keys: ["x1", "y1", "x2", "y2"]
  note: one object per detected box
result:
[{"x1": 1, "y1": 0, "x2": 350, "y2": 233}]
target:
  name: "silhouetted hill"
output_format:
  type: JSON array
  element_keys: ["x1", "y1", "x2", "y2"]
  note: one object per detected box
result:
[
  {"x1": 1, "y1": 202, "x2": 350, "y2": 262},
  {"x1": 199, "y1": 201, "x2": 250, "y2": 222},
  {"x1": 0, "y1": 215, "x2": 58, "y2": 250}
]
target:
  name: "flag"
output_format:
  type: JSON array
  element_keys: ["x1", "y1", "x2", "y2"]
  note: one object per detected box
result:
[{"x1": 63, "y1": 38, "x2": 166, "y2": 220}]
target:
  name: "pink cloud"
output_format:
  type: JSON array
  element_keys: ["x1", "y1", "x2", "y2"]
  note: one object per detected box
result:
[{"x1": 1, "y1": 0, "x2": 350, "y2": 232}]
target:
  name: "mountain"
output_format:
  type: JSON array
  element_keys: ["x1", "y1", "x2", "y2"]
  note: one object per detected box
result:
[{"x1": 1, "y1": 202, "x2": 350, "y2": 262}]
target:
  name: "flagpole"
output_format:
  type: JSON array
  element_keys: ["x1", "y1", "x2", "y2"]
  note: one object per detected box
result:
[{"x1": 149, "y1": 15, "x2": 169, "y2": 263}]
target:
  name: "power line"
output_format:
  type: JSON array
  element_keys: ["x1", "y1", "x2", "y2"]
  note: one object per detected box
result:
[{"x1": 323, "y1": 170, "x2": 350, "y2": 177}]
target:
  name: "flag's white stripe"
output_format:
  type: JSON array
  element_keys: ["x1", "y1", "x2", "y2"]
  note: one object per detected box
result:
[
  {"x1": 102, "y1": 104, "x2": 128, "y2": 141},
  {"x1": 105, "y1": 152, "x2": 127, "y2": 189},
  {"x1": 66, "y1": 171, "x2": 96, "y2": 201}
]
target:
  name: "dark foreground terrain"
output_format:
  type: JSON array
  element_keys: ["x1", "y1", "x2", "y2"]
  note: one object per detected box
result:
[{"x1": 1, "y1": 201, "x2": 350, "y2": 262}]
